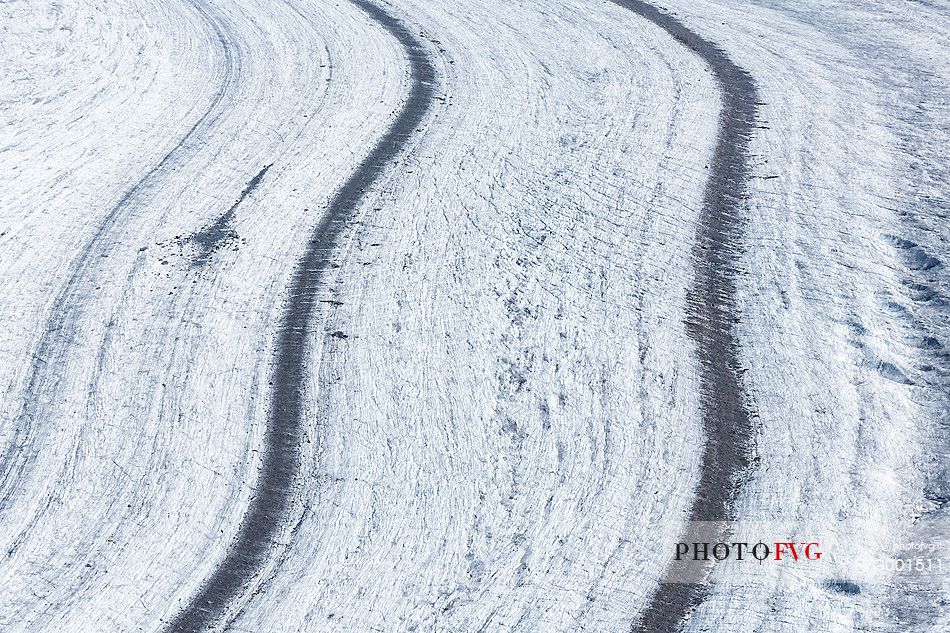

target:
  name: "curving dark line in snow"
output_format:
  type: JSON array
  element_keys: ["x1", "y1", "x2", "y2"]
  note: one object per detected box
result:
[
  {"x1": 610, "y1": 2, "x2": 759, "y2": 631},
  {"x1": 162, "y1": 1, "x2": 436, "y2": 631},
  {"x1": 0, "y1": 0, "x2": 240, "y2": 525}
]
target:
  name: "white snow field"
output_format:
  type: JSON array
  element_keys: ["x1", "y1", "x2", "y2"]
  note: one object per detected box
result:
[{"x1": 0, "y1": 0, "x2": 946, "y2": 632}]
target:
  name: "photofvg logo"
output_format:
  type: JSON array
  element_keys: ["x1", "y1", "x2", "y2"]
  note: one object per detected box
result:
[
  {"x1": 660, "y1": 522, "x2": 831, "y2": 583},
  {"x1": 659, "y1": 521, "x2": 947, "y2": 587},
  {"x1": 675, "y1": 540, "x2": 823, "y2": 562}
]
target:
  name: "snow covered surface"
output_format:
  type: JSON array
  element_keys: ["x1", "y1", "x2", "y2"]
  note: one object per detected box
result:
[{"x1": 0, "y1": 0, "x2": 946, "y2": 631}]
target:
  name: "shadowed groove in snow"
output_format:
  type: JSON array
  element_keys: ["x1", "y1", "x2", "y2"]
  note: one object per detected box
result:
[
  {"x1": 610, "y1": 2, "x2": 759, "y2": 632},
  {"x1": 191, "y1": 163, "x2": 272, "y2": 266},
  {"x1": 162, "y1": 1, "x2": 436, "y2": 631}
]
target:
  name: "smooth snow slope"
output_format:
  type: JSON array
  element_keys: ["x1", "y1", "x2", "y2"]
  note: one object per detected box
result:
[{"x1": 0, "y1": 0, "x2": 947, "y2": 632}]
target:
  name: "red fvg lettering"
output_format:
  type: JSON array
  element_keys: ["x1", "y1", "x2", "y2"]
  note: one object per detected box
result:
[
  {"x1": 775, "y1": 542, "x2": 823, "y2": 561},
  {"x1": 774, "y1": 542, "x2": 799, "y2": 561}
]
